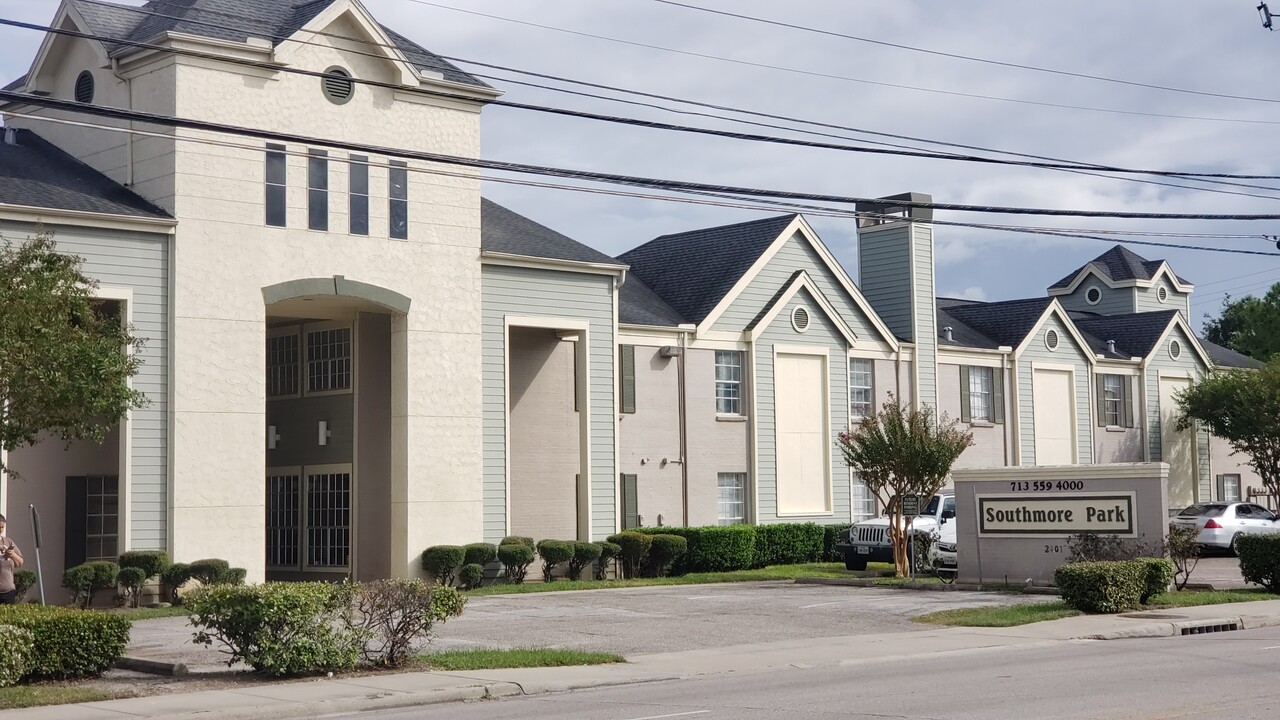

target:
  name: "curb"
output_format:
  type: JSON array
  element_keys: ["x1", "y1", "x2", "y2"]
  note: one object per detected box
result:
[
  {"x1": 115, "y1": 656, "x2": 189, "y2": 676},
  {"x1": 1074, "y1": 613, "x2": 1280, "y2": 641},
  {"x1": 153, "y1": 681, "x2": 525, "y2": 720}
]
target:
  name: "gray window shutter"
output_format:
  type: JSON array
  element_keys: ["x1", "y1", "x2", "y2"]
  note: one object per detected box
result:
[
  {"x1": 992, "y1": 366, "x2": 1005, "y2": 424},
  {"x1": 1096, "y1": 374, "x2": 1107, "y2": 427},
  {"x1": 959, "y1": 366, "x2": 971, "y2": 423},
  {"x1": 1123, "y1": 376, "x2": 1135, "y2": 428},
  {"x1": 1216, "y1": 474, "x2": 1225, "y2": 502},
  {"x1": 64, "y1": 476, "x2": 87, "y2": 569},
  {"x1": 619, "y1": 345, "x2": 636, "y2": 414},
  {"x1": 621, "y1": 474, "x2": 639, "y2": 529}
]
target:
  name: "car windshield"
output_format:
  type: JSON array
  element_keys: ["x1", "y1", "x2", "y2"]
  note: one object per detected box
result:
[
  {"x1": 920, "y1": 496, "x2": 940, "y2": 516},
  {"x1": 1178, "y1": 504, "x2": 1226, "y2": 518}
]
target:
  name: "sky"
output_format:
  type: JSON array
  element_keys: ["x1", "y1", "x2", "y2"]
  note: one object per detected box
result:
[{"x1": 3, "y1": 0, "x2": 1280, "y2": 329}]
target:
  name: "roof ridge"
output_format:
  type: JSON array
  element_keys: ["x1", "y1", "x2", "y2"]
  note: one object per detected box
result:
[{"x1": 647, "y1": 213, "x2": 797, "y2": 243}]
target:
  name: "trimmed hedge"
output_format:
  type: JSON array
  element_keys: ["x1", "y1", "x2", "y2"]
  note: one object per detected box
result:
[
  {"x1": 1055, "y1": 561, "x2": 1146, "y2": 613},
  {"x1": 635, "y1": 525, "x2": 757, "y2": 574},
  {"x1": 646, "y1": 534, "x2": 688, "y2": 577},
  {"x1": 500, "y1": 536, "x2": 534, "y2": 548},
  {"x1": 421, "y1": 546, "x2": 465, "y2": 586},
  {"x1": 62, "y1": 561, "x2": 119, "y2": 608},
  {"x1": 118, "y1": 567, "x2": 148, "y2": 608},
  {"x1": 498, "y1": 542, "x2": 534, "y2": 584},
  {"x1": 0, "y1": 605, "x2": 131, "y2": 679},
  {"x1": 536, "y1": 540, "x2": 575, "y2": 582},
  {"x1": 1136, "y1": 557, "x2": 1175, "y2": 603},
  {"x1": 118, "y1": 550, "x2": 171, "y2": 580},
  {"x1": 753, "y1": 523, "x2": 825, "y2": 567},
  {"x1": 163, "y1": 562, "x2": 192, "y2": 604},
  {"x1": 187, "y1": 558, "x2": 244, "y2": 587},
  {"x1": 567, "y1": 541, "x2": 602, "y2": 580},
  {"x1": 606, "y1": 532, "x2": 653, "y2": 579},
  {"x1": 0, "y1": 625, "x2": 33, "y2": 686},
  {"x1": 823, "y1": 524, "x2": 853, "y2": 563},
  {"x1": 1237, "y1": 534, "x2": 1280, "y2": 593},
  {"x1": 594, "y1": 541, "x2": 621, "y2": 580},
  {"x1": 13, "y1": 569, "x2": 36, "y2": 603},
  {"x1": 462, "y1": 543, "x2": 498, "y2": 567},
  {"x1": 459, "y1": 563, "x2": 485, "y2": 590}
]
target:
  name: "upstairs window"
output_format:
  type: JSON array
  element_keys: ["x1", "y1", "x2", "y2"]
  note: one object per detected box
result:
[
  {"x1": 306, "y1": 327, "x2": 352, "y2": 393},
  {"x1": 349, "y1": 155, "x2": 369, "y2": 236},
  {"x1": 849, "y1": 358, "x2": 873, "y2": 419},
  {"x1": 389, "y1": 160, "x2": 408, "y2": 239},
  {"x1": 715, "y1": 351, "x2": 743, "y2": 415},
  {"x1": 1097, "y1": 374, "x2": 1133, "y2": 428},
  {"x1": 265, "y1": 144, "x2": 287, "y2": 227},
  {"x1": 308, "y1": 149, "x2": 328, "y2": 231},
  {"x1": 960, "y1": 366, "x2": 1004, "y2": 424}
]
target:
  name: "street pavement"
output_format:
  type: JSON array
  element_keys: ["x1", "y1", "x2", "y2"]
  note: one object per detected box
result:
[{"x1": 352, "y1": 623, "x2": 1280, "y2": 720}]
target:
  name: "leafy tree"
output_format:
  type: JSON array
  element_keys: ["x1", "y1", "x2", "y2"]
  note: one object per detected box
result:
[
  {"x1": 0, "y1": 230, "x2": 146, "y2": 474},
  {"x1": 837, "y1": 397, "x2": 973, "y2": 577},
  {"x1": 1203, "y1": 284, "x2": 1280, "y2": 362},
  {"x1": 1176, "y1": 359, "x2": 1280, "y2": 507}
]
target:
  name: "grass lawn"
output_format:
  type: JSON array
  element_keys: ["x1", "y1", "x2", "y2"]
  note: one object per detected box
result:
[
  {"x1": 418, "y1": 648, "x2": 624, "y2": 671},
  {"x1": 1148, "y1": 588, "x2": 1275, "y2": 607},
  {"x1": 0, "y1": 686, "x2": 121, "y2": 710},
  {"x1": 914, "y1": 601, "x2": 1082, "y2": 627},
  {"x1": 466, "y1": 562, "x2": 888, "y2": 596}
]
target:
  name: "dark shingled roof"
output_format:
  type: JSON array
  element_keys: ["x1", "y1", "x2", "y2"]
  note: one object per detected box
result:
[
  {"x1": 0, "y1": 129, "x2": 171, "y2": 219},
  {"x1": 619, "y1": 214, "x2": 797, "y2": 325},
  {"x1": 1071, "y1": 310, "x2": 1179, "y2": 360},
  {"x1": 940, "y1": 297, "x2": 1054, "y2": 348},
  {"x1": 937, "y1": 306, "x2": 1001, "y2": 349},
  {"x1": 1050, "y1": 244, "x2": 1190, "y2": 290},
  {"x1": 1200, "y1": 339, "x2": 1266, "y2": 369},
  {"x1": 480, "y1": 198, "x2": 622, "y2": 267},
  {"x1": 619, "y1": 277, "x2": 687, "y2": 327},
  {"x1": 1, "y1": 74, "x2": 27, "y2": 92},
  {"x1": 66, "y1": 0, "x2": 488, "y2": 89}
]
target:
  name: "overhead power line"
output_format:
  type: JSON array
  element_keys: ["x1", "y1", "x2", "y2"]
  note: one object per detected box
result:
[
  {"x1": 12, "y1": 16, "x2": 1280, "y2": 188},
  {"x1": 650, "y1": 0, "x2": 1280, "y2": 106},
  {"x1": 11, "y1": 89, "x2": 1280, "y2": 226},
  {"x1": 16, "y1": 109, "x2": 1280, "y2": 260}
]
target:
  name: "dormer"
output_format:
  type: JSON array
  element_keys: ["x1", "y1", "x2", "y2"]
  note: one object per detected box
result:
[{"x1": 1047, "y1": 245, "x2": 1193, "y2": 319}]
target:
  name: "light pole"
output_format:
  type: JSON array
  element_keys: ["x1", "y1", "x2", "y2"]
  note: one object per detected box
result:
[{"x1": 1261, "y1": 2, "x2": 1276, "y2": 30}]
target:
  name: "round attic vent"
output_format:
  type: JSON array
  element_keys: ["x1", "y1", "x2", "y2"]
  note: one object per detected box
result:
[
  {"x1": 74, "y1": 71, "x2": 94, "y2": 104},
  {"x1": 1045, "y1": 329, "x2": 1060, "y2": 351},
  {"x1": 1157, "y1": 286, "x2": 1169, "y2": 303},
  {"x1": 791, "y1": 306, "x2": 810, "y2": 333},
  {"x1": 322, "y1": 67, "x2": 355, "y2": 104},
  {"x1": 1086, "y1": 286, "x2": 1102, "y2": 305},
  {"x1": 1170, "y1": 339, "x2": 1182, "y2": 359}
]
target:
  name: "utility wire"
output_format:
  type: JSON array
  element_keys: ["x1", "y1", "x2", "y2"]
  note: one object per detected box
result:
[
  {"x1": 60, "y1": 1, "x2": 1280, "y2": 202},
  {"x1": 11, "y1": 16, "x2": 1280, "y2": 187},
  {"x1": 16, "y1": 110, "x2": 1280, "y2": 260},
  {"x1": 650, "y1": 0, "x2": 1280, "y2": 106}
]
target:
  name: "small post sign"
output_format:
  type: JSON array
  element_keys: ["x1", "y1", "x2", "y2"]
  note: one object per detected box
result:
[{"x1": 900, "y1": 494, "x2": 921, "y2": 516}]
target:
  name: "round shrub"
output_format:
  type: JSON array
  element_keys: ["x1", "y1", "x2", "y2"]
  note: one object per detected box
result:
[
  {"x1": 646, "y1": 534, "x2": 689, "y2": 577},
  {"x1": 350, "y1": 580, "x2": 467, "y2": 667},
  {"x1": 62, "y1": 561, "x2": 119, "y2": 608},
  {"x1": 225, "y1": 568, "x2": 248, "y2": 586},
  {"x1": 118, "y1": 550, "x2": 172, "y2": 580},
  {"x1": 463, "y1": 543, "x2": 498, "y2": 567},
  {"x1": 187, "y1": 558, "x2": 231, "y2": 586},
  {"x1": 566, "y1": 541, "x2": 603, "y2": 580},
  {"x1": 497, "y1": 542, "x2": 534, "y2": 584},
  {"x1": 459, "y1": 563, "x2": 485, "y2": 590},
  {"x1": 1136, "y1": 557, "x2": 1175, "y2": 603},
  {"x1": 420, "y1": 545, "x2": 466, "y2": 586},
  {"x1": 13, "y1": 570, "x2": 36, "y2": 603},
  {"x1": 1236, "y1": 534, "x2": 1280, "y2": 593},
  {"x1": 536, "y1": 540, "x2": 575, "y2": 582},
  {"x1": 0, "y1": 625, "x2": 34, "y2": 686},
  {"x1": 594, "y1": 541, "x2": 621, "y2": 580},
  {"x1": 0, "y1": 605, "x2": 131, "y2": 679},
  {"x1": 500, "y1": 535, "x2": 535, "y2": 548},
  {"x1": 118, "y1": 567, "x2": 148, "y2": 608},
  {"x1": 1055, "y1": 560, "x2": 1145, "y2": 613},
  {"x1": 606, "y1": 532, "x2": 653, "y2": 579},
  {"x1": 162, "y1": 562, "x2": 192, "y2": 604}
]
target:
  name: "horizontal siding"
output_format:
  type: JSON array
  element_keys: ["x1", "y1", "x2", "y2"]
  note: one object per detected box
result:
[
  {"x1": 1056, "y1": 282, "x2": 1134, "y2": 316},
  {"x1": 481, "y1": 264, "x2": 616, "y2": 542},
  {"x1": 1145, "y1": 324, "x2": 1206, "y2": 467},
  {"x1": 912, "y1": 224, "x2": 937, "y2": 410},
  {"x1": 1135, "y1": 275, "x2": 1189, "y2": 318},
  {"x1": 2, "y1": 220, "x2": 170, "y2": 551},
  {"x1": 857, "y1": 225, "x2": 913, "y2": 341},
  {"x1": 713, "y1": 232, "x2": 893, "y2": 350},
  {"x1": 755, "y1": 288, "x2": 851, "y2": 525},
  {"x1": 1017, "y1": 313, "x2": 1092, "y2": 466}
]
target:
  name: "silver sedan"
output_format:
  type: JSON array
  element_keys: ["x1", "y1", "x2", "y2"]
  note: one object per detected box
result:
[{"x1": 1171, "y1": 502, "x2": 1280, "y2": 555}]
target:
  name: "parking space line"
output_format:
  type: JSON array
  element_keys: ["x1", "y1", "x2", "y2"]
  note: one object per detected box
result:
[
  {"x1": 625, "y1": 711, "x2": 710, "y2": 720},
  {"x1": 799, "y1": 600, "x2": 861, "y2": 609}
]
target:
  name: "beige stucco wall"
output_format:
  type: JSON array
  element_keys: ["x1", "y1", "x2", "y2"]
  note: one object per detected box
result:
[
  {"x1": 685, "y1": 347, "x2": 750, "y2": 527},
  {"x1": 1208, "y1": 434, "x2": 1263, "y2": 501}
]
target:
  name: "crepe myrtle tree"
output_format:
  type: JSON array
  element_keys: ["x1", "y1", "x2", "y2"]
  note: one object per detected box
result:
[
  {"x1": 0, "y1": 230, "x2": 146, "y2": 475},
  {"x1": 1176, "y1": 359, "x2": 1280, "y2": 508},
  {"x1": 838, "y1": 396, "x2": 973, "y2": 577}
]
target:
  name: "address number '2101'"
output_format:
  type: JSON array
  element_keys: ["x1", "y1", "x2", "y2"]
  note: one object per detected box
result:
[{"x1": 1009, "y1": 480, "x2": 1085, "y2": 492}]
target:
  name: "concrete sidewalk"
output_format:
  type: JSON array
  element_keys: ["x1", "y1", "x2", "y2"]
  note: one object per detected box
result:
[{"x1": 9, "y1": 598, "x2": 1280, "y2": 720}]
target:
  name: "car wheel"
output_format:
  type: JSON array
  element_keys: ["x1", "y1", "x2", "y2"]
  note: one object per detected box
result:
[
  {"x1": 1230, "y1": 533, "x2": 1243, "y2": 557},
  {"x1": 844, "y1": 557, "x2": 868, "y2": 571}
]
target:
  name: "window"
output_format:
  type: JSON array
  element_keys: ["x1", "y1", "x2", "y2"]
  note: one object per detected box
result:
[
  {"x1": 307, "y1": 149, "x2": 328, "y2": 231},
  {"x1": 349, "y1": 155, "x2": 369, "y2": 235},
  {"x1": 715, "y1": 351, "x2": 743, "y2": 415},
  {"x1": 717, "y1": 473, "x2": 746, "y2": 525},
  {"x1": 1102, "y1": 374, "x2": 1125, "y2": 427},
  {"x1": 851, "y1": 472, "x2": 876, "y2": 521},
  {"x1": 265, "y1": 468, "x2": 351, "y2": 571},
  {"x1": 1219, "y1": 474, "x2": 1242, "y2": 503},
  {"x1": 389, "y1": 160, "x2": 408, "y2": 239},
  {"x1": 266, "y1": 332, "x2": 300, "y2": 397},
  {"x1": 307, "y1": 327, "x2": 352, "y2": 392},
  {"x1": 266, "y1": 472, "x2": 301, "y2": 568},
  {"x1": 307, "y1": 471, "x2": 352, "y2": 568},
  {"x1": 265, "y1": 144, "x2": 287, "y2": 227},
  {"x1": 849, "y1": 358, "x2": 873, "y2": 419},
  {"x1": 967, "y1": 366, "x2": 994, "y2": 422},
  {"x1": 1086, "y1": 286, "x2": 1102, "y2": 305},
  {"x1": 84, "y1": 476, "x2": 119, "y2": 561}
]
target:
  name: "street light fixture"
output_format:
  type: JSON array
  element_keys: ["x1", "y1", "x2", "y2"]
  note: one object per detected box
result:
[{"x1": 1261, "y1": 2, "x2": 1275, "y2": 30}]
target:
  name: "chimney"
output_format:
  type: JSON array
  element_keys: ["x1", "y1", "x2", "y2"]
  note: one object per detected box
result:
[
  {"x1": 1106, "y1": 339, "x2": 1116, "y2": 354},
  {"x1": 856, "y1": 192, "x2": 936, "y2": 410}
]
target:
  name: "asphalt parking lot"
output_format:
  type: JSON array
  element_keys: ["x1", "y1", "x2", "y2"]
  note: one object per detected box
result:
[{"x1": 430, "y1": 581, "x2": 1045, "y2": 656}]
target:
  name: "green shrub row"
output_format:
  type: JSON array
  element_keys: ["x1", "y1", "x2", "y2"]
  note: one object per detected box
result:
[
  {"x1": 636, "y1": 522, "x2": 829, "y2": 573},
  {"x1": 1237, "y1": 534, "x2": 1280, "y2": 593},
  {"x1": 606, "y1": 532, "x2": 688, "y2": 578},
  {"x1": 421, "y1": 537, "x2": 622, "y2": 586},
  {"x1": 0, "y1": 626, "x2": 33, "y2": 687},
  {"x1": 63, "y1": 553, "x2": 241, "y2": 608},
  {"x1": 0, "y1": 605, "x2": 130, "y2": 679},
  {"x1": 1055, "y1": 557, "x2": 1174, "y2": 613}
]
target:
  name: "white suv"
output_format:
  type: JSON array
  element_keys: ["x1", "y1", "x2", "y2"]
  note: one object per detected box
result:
[{"x1": 836, "y1": 492, "x2": 956, "y2": 571}]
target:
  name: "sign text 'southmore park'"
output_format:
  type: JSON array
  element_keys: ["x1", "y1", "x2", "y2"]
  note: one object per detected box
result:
[{"x1": 977, "y1": 494, "x2": 1136, "y2": 536}]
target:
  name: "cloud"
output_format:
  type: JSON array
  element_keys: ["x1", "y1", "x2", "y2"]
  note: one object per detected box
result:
[{"x1": 946, "y1": 287, "x2": 989, "y2": 302}]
